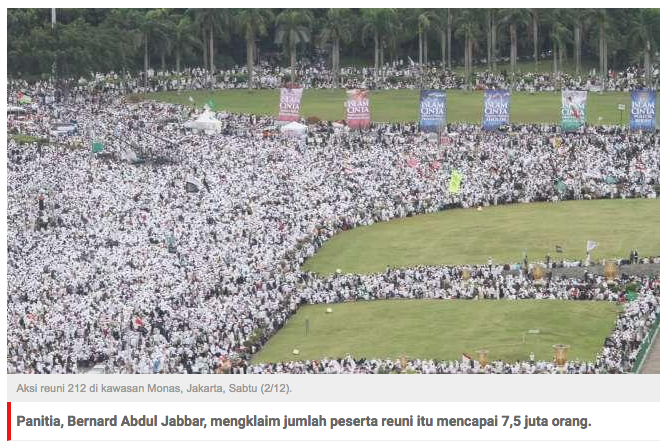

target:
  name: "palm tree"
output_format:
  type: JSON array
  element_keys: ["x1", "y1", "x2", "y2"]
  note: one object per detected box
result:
[
  {"x1": 594, "y1": 9, "x2": 610, "y2": 83},
  {"x1": 430, "y1": 9, "x2": 450, "y2": 70},
  {"x1": 499, "y1": 9, "x2": 530, "y2": 78},
  {"x1": 236, "y1": 9, "x2": 273, "y2": 90},
  {"x1": 135, "y1": 9, "x2": 168, "y2": 89},
  {"x1": 546, "y1": 10, "x2": 572, "y2": 77},
  {"x1": 151, "y1": 9, "x2": 176, "y2": 72},
  {"x1": 194, "y1": 9, "x2": 232, "y2": 73},
  {"x1": 630, "y1": 9, "x2": 659, "y2": 88},
  {"x1": 319, "y1": 9, "x2": 354, "y2": 88},
  {"x1": 485, "y1": 10, "x2": 495, "y2": 71},
  {"x1": 447, "y1": 9, "x2": 453, "y2": 70},
  {"x1": 361, "y1": 9, "x2": 399, "y2": 80},
  {"x1": 275, "y1": 9, "x2": 313, "y2": 84},
  {"x1": 572, "y1": 9, "x2": 590, "y2": 75},
  {"x1": 455, "y1": 9, "x2": 481, "y2": 86},
  {"x1": 172, "y1": 14, "x2": 199, "y2": 73},
  {"x1": 529, "y1": 9, "x2": 539, "y2": 72},
  {"x1": 415, "y1": 10, "x2": 434, "y2": 67}
]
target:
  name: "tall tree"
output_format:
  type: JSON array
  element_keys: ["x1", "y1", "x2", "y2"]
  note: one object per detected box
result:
[
  {"x1": 430, "y1": 9, "x2": 449, "y2": 70},
  {"x1": 447, "y1": 9, "x2": 453, "y2": 70},
  {"x1": 499, "y1": 9, "x2": 529, "y2": 79},
  {"x1": 275, "y1": 9, "x2": 313, "y2": 84},
  {"x1": 361, "y1": 9, "x2": 399, "y2": 80},
  {"x1": 194, "y1": 9, "x2": 233, "y2": 73},
  {"x1": 414, "y1": 10, "x2": 434, "y2": 67},
  {"x1": 135, "y1": 9, "x2": 168, "y2": 89},
  {"x1": 544, "y1": 9, "x2": 572, "y2": 78},
  {"x1": 236, "y1": 9, "x2": 273, "y2": 90},
  {"x1": 630, "y1": 9, "x2": 659, "y2": 88},
  {"x1": 455, "y1": 9, "x2": 481, "y2": 86},
  {"x1": 172, "y1": 14, "x2": 199, "y2": 73},
  {"x1": 594, "y1": 9, "x2": 610, "y2": 83},
  {"x1": 319, "y1": 9, "x2": 354, "y2": 88},
  {"x1": 529, "y1": 9, "x2": 539, "y2": 72},
  {"x1": 485, "y1": 10, "x2": 497, "y2": 71}
]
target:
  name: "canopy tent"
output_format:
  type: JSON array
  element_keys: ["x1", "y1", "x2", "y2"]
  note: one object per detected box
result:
[
  {"x1": 184, "y1": 110, "x2": 222, "y2": 134},
  {"x1": 280, "y1": 121, "x2": 307, "y2": 138}
]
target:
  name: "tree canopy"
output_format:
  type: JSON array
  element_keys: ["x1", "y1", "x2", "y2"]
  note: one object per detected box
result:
[{"x1": 7, "y1": 8, "x2": 660, "y2": 79}]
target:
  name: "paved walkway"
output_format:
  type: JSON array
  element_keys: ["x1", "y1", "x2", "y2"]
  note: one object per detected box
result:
[{"x1": 640, "y1": 329, "x2": 660, "y2": 374}]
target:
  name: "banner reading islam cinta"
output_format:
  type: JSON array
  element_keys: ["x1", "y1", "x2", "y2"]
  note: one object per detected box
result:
[
  {"x1": 278, "y1": 87, "x2": 304, "y2": 122},
  {"x1": 482, "y1": 90, "x2": 510, "y2": 130},
  {"x1": 561, "y1": 90, "x2": 587, "y2": 132},
  {"x1": 345, "y1": 89, "x2": 371, "y2": 129},
  {"x1": 630, "y1": 90, "x2": 657, "y2": 131},
  {"x1": 419, "y1": 90, "x2": 447, "y2": 133}
]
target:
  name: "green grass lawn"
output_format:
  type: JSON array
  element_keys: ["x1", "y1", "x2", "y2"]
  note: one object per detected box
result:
[
  {"x1": 9, "y1": 134, "x2": 47, "y2": 145},
  {"x1": 252, "y1": 300, "x2": 621, "y2": 364},
  {"x1": 303, "y1": 199, "x2": 660, "y2": 275},
  {"x1": 146, "y1": 89, "x2": 658, "y2": 125}
]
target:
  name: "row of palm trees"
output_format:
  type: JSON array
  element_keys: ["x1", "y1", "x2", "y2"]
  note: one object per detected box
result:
[{"x1": 130, "y1": 8, "x2": 658, "y2": 89}]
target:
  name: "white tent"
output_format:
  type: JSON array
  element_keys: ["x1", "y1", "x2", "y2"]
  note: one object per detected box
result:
[
  {"x1": 280, "y1": 121, "x2": 307, "y2": 138},
  {"x1": 184, "y1": 110, "x2": 222, "y2": 134}
]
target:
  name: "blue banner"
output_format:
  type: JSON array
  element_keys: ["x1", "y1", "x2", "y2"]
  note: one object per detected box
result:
[
  {"x1": 630, "y1": 90, "x2": 657, "y2": 131},
  {"x1": 482, "y1": 90, "x2": 510, "y2": 130},
  {"x1": 419, "y1": 90, "x2": 447, "y2": 133}
]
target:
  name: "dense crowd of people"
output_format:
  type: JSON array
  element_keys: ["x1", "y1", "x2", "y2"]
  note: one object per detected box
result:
[
  {"x1": 7, "y1": 59, "x2": 660, "y2": 99},
  {"x1": 6, "y1": 78, "x2": 660, "y2": 374}
]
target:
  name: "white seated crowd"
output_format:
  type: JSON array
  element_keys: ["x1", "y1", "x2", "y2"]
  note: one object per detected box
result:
[
  {"x1": 7, "y1": 57, "x2": 659, "y2": 98},
  {"x1": 6, "y1": 76, "x2": 660, "y2": 374}
]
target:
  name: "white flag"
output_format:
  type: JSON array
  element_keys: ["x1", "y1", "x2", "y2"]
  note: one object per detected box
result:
[
  {"x1": 586, "y1": 240, "x2": 598, "y2": 252},
  {"x1": 188, "y1": 96, "x2": 194, "y2": 103}
]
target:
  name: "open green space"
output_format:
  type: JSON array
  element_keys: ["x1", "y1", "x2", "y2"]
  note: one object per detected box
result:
[
  {"x1": 252, "y1": 300, "x2": 621, "y2": 364},
  {"x1": 303, "y1": 199, "x2": 660, "y2": 275},
  {"x1": 146, "y1": 89, "x2": 658, "y2": 125},
  {"x1": 8, "y1": 134, "x2": 48, "y2": 145}
]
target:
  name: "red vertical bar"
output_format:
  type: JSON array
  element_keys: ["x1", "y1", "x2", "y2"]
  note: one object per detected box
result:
[{"x1": 7, "y1": 402, "x2": 11, "y2": 440}]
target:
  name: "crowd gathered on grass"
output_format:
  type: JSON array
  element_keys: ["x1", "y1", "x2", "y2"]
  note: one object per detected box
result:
[
  {"x1": 8, "y1": 59, "x2": 660, "y2": 98},
  {"x1": 6, "y1": 77, "x2": 660, "y2": 374}
]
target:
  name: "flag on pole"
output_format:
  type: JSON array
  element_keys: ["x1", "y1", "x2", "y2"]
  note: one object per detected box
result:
[
  {"x1": 188, "y1": 96, "x2": 194, "y2": 103},
  {"x1": 206, "y1": 98, "x2": 215, "y2": 109},
  {"x1": 626, "y1": 290, "x2": 638, "y2": 302},
  {"x1": 586, "y1": 240, "x2": 598, "y2": 252},
  {"x1": 18, "y1": 92, "x2": 32, "y2": 104}
]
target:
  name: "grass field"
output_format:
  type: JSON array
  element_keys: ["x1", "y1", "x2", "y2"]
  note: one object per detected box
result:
[
  {"x1": 252, "y1": 300, "x2": 621, "y2": 364},
  {"x1": 303, "y1": 199, "x2": 660, "y2": 275},
  {"x1": 146, "y1": 89, "x2": 659, "y2": 125}
]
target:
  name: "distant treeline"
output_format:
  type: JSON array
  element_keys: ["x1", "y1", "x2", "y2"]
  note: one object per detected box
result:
[{"x1": 7, "y1": 8, "x2": 659, "y2": 86}]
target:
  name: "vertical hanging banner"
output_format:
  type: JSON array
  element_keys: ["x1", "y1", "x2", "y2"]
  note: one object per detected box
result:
[
  {"x1": 278, "y1": 87, "x2": 304, "y2": 122},
  {"x1": 482, "y1": 90, "x2": 510, "y2": 130},
  {"x1": 561, "y1": 90, "x2": 587, "y2": 132},
  {"x1": 419, "y1": 90, "x2": 447, "y2": 133},
  {"x1": 345, "y1": 89, "x2": 371, "y2": 129},
  {"x1": 630, "y1": 90, "x2": 657, "y2": 131}
]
